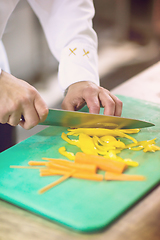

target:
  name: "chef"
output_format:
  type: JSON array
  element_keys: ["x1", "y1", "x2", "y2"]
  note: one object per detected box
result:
[{"x1": 0, "y1": 0, "x2": 122, "y2": 149}]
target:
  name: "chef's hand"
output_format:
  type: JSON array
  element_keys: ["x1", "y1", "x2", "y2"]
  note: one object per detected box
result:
[
  {"x1": 0, "y1": 70, "x2": 48, "y2": 129},
  {"x1": 61, "y1": 81, "x2": 122, "y2": 116}
]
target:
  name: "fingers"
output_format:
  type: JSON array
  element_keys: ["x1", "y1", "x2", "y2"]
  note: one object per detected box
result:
[
  {"x1": 0, "y1": 71, "x2": 48, "y2": 129},
  {"x1": 62, "y1": 91, "x2": 86, "y2": 112},
  {"x1": 61, "y1": 100, "x2": 76, "y2": 111},
  {"x1": 19, "y1": 106, "x2": 40, "y2": 130},
  {"x1": 81, "y1": 83, "x2": 122, "y2": 116},
  {"x1": 84, "y1": 87, "x2": 122, "y2": 116},
  {"x1": 99, "y1": 87, "x2": 123, "y2": 116},
  {"x1": 62, "y1": 81, "x2": 123, "y2": 116},
  {"x1": 109, "y1": 94, "x2": 123, "y2": 116},
  {"x1": 1, "y1": 97, "x2": 48, "y2": 130},
  {"x1": 0, "y1": 103, "x2": 22, "y2": 126},
  {"x1": 82, "y1": 85, "x2": 100, "y2": 114},
  {"x1": 8, "y1": 112, "x2": 22, "y2": 126},
  {"x1": 34, "y1": 93, "x2": 49, "y2": 123},
  {"x1": 20, "y1": 91, "x2": 48, "y2": 130},
  {"x1": 62, "y1": 81, "x2": 101, "y2": 114},
  {"x1": 0, "y1": 108, "x2": 10, "y2": 124}
]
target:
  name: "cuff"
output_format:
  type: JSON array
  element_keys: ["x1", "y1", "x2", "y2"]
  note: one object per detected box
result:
[{"x1": 58, "y1": 43, "x2": 99, "y2": 91}]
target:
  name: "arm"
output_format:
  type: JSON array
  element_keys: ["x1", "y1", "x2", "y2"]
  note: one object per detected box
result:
[{"x1": 28, "y1": 0, "x2": 122, "y2": 116}]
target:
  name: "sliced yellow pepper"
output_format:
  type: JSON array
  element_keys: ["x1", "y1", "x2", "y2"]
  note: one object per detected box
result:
[
  {"x1": 123, "y1": 158, "x2": 139, "y2": 167},
  {"x1": 103, "y1": 151, "x2": 139, "y2": 167},
  {"x1": 101, "y1": 139, "x2": 126, "y2": 149},
  {"x1": 143, "y1": 144, "x2": 160, "y2": 152},
  {"x1": 125, "y1": 138, "x2": 160, "y2": 152},
  {"x1": 67, "y1": 128, "x2": 137, "y2": 143},
  {"x1": 61, "y1": 132, "x2": 98, "y2": 155},
  {"x1": 78, "y1": 133, "x2": 98, "y2": 155},
  {"x1": 58, "y1": 147, "x2": 75, "y2": 161},
  {"x1": 59, "y1": 128, "x2": 160, "y2": 166},
  {"x1": 61, "y1": 132, "x2": 80, "y2": 147},
  {"x1": 92, "y1": 136, "x2": 115, "y2": 152},
  {"x1": 100, "y1": 135, "x2": 117, "y2": 143},
  {"x1": 119, "y1": 129, "x2": 140, "y2": 134},
  {"x1": 126, "y1": 138, "x2": 156, "y2": 149}
]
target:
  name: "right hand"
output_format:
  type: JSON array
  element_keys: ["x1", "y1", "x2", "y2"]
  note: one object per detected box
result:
[{"x1": 0, "y1": 70, "x2": 48, "y2": 129}]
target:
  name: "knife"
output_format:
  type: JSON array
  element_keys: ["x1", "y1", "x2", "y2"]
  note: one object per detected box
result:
[{"x1": 39, "y1": 108, "x2": 154, "y2": 129}]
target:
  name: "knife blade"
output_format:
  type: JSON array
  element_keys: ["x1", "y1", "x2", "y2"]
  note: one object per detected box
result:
[{"x1": 39, "y1": 108, "x2": 154, "y2": 129}]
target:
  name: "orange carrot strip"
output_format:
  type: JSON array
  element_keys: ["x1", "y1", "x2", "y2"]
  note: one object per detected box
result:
[
  {"x1": 28, "y1": 161, "x2": 47, "y2": 166},
  {"x1": 42, "y1": 158, "x2": 67, "y2": 162},
  {"x1": 46, "y1": 161, "x2": 97, "y2": 174},
  {"x1": 10, "y1": 166, "x2": 43, "y2": 169},
  {"x1": 68, "y1": 163, "x2": 97, "y2": 173},
  {"x1": 40, "y1": 168, "x2": 69, "y2": 176},
  {"x1": 40, "y1": 169, "x2": 103, "y2": 181},
  {"x1": 105, "y1": 172, "x2": 146, "y2": 181},
  {"x1": 45, "y1": 162, "x2": 71, "y2": 171},
  {"x1": 72, "y1": 172, "x2": 103, "y2": 181},
  {"x1": 38, "y1": 170, "x2": 75, "y2": 194},
  {"x1": 40, "y1": 172, "x2": 56, "y2": 177},
  {"x1": 42, "y1": 158, "x2": 76, "y2": 166},
  {"x1": 75, "y1": 152, "x2": 127, "y2": 174}
]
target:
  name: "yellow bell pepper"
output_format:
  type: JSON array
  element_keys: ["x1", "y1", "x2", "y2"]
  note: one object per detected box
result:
[
  {"x1": 123, "y1": 158, "x2": 139, "y2": 167},
  {"x1": 78, "y1": 133, "x2": 98, "y2": 155},
  {"x1": 100, "y1": 135, "x2": 117, "y2": 143},
  {"x1": 103, "y1": 150, "x2": 139, "y2": 167},
  {"x1": 58, "y1": 147, "x2": 75, "y2": 161},
  {"x1": 61, "y1": 132, "x2": 80, "y2": 147},
  {"x1": 59, "y1": 128, "x2": 160, "y2": 165},
  {"x1": 125, "y1": 138, "x2": 160, "y2": 152},
  {"x1": 61, "y1": 132, "x2": 98, "y2": 155},
  {"x1": 143, "y1": 144, "x2": 160, "y2": 152},
  {"x1": 92, "y1": 136, "x2": 115, "y2": 152},
  {"x1": 119, "y1": 129, "x2": 140, "y2": 134},
  {"x1": 67, "y1": 128, "x2": 138, "y2": 143}
]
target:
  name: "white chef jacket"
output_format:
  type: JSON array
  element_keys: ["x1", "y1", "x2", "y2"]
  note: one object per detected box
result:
[{"x1": 0, "y1": 0, "x2": 99, "y2": 92}]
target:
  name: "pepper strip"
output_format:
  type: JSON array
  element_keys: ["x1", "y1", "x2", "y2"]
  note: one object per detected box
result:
[
  {"x1": 78, "y1": 133, "x2": 98, "y2": 155},
  {"x1": 125, "y1": 138, "x2": 160, "y2": 152},
  {"x1": 67, "y1": 128, "x2": 137, "y2": 143},
  {"x1": 58, "y1": 147, "x2": 75, "y2": 161},
  {"x1": 61, "y1": 132, "x2": 79, "y2": 147}
]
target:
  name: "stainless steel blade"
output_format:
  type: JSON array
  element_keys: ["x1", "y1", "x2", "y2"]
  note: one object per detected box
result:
[{"x1": 39, "y1": 108, "x2": 155, "y2": 129}]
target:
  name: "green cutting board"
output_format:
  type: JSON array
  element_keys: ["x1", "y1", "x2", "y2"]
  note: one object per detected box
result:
[{"x1": 0, "y1": 95, "x2": 160, "y2": 232}]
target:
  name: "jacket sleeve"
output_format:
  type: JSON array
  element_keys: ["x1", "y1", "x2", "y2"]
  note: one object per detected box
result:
[{"x1": 27, "y1": 0, "x2": 99, "y2": 91}]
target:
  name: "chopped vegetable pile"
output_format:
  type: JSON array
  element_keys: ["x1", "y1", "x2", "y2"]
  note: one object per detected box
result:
[
  {"x1": 60, "y1": 128, "x2": 160, "y2": 165},
  {"x1": 10, "y1": 127, "x2": 160, "y2": 194}
]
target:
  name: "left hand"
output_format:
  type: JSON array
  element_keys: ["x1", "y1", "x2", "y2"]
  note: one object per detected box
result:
[{"x1": 61, "y1": 81, "x2": 122, "y2": 116}]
